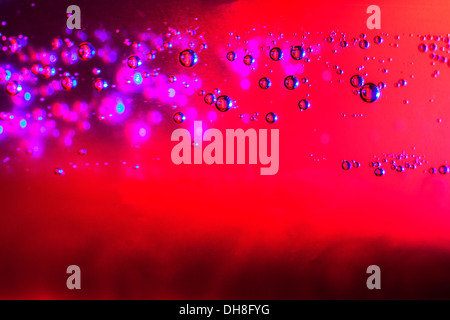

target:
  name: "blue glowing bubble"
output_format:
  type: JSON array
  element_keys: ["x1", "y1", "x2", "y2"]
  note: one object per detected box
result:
[{"x1": 116, "y1": 103, "x2": 125, "y2": 114}]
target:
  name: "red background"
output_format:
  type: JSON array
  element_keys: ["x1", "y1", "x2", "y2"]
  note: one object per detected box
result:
[{"x1": 1, "y1": 0, "x2": 450, "y2": 299}]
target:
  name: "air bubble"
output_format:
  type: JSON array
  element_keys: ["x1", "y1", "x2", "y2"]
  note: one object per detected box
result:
[
  {"x1": 179, "y1": 49, "x2": 198, "y2": 67},
  {"x1": 127, "y1": 55, "x2": 142, "y2": 69},
  {"x1": 269, "y1": 47, "x2": 283, "y2": 61},
  {"x1": 298, "y1": 99, "x2": 310, "y2": 111},
  {"x1": 350, "y1": 75, "x2": 364, "y2": 88},
  {"x1": 360, "y1": 83, "x2": 381, "y2": 103},
  {"x1": 259, "y1": 77, "x2": 271, "y2": 89},
  {"x1": 77, "y1": 42, "x2": 96, "y2": 61},
  {"x1": 284, "y1": 75, "x2": 299, "y2": 90},
  {"x1": 290, "y1": 46, "x2": 305, "y2": 60},
  {"x1": 173, "y1": 112, "x2": 186, "y2": 123},
  {"x1": 215, "y1": 95, "x2": 232, "y2": 112},
  {"x1": 265, "y1": 112, "x2": 278, "y2": 124}
]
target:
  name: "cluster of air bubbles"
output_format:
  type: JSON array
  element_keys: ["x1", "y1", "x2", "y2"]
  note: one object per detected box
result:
[
  {"x1": 61, "y1": 76, "x2": 78, "y2": 90},
  {"x1": 5, "y1": 81, "x2": 22, "y2": 95},
  {"x1": 341, "y1": 160, "x2": 361, "y2": 171}
]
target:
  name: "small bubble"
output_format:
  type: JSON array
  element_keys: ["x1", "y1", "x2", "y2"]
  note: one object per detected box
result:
[
  {"x1": 259, "y1": 77, "x2": 272, "y2": 89},
  {"x1": 418, "y1": 43, "x2": 428, "y2": 52},
  {"x1": 374, "y1": 168, "x2": 386, "y2": 177},
  {"x1": 269, "y1": 47, "x2": 283, "y2": 61},
  {"x1": 173, "y1": 111, "x2": 186, "y2": 123},
  {"x1": 359, "y1": 40, "x2": 370, "y2": 49},
  {"x1": 226, "y1": 51, "x2": 236, "y2": 61},
  {"x1": 243, "y1": 54, "x2": 255, "y2": 66},
  {"x1": 5, "y1": 81, "x2": 22, "y2": 96},
  {"x1": 284, "y1": 75, "x2": 299, "y2": 90},
  {"x1": 265, "y1": 112, "x2": 278, "y2": 124},
  {"x1": 93, "y1": 78, "x2": 108, "y2": 91},
  {"x1": 61, "y1": 76, "x2": 77, "y2": 90},
  {"x1": 298, "y1": 99, "x2": 310, "y2": 111},
  {"x1": 179, "y1": 49, "x2": 198, "y2": 67},
  {"x1": 374, "y1": 36, "x2": 383, "y2": 44},
  {"x1": 77, "y1": 42, "x2": 96, "y2": 61},
  {"x1": 360, "y1": 83, "x2": 381, "y2": 103},
  {"x1": 215, "y1": 95, "x2": 232, "y2": 112},
  {"x1": 350, "y1": 75, "x2": 364, "y2": 88},
  {"x1": 78, "y1": 149, "x2": 87, "y2": 156},
  {"x1": 204, "y1": 93, "x2": 216, "y2": 105},
  {"x1": 127, "y1": 55, "x2": 142, "y2": 69},
  {"x1": 54, "y1": 168, "x2": 65, "y2": 175},
  {"x1": 342, "y1": 160, "x2": 352, "y2": 170},
  {"x1": 290, "y1": 46, "x2": 305, "y2": 60},
  {"x1": 439, "y1": 165, "x2": 449, "y2": 175}
]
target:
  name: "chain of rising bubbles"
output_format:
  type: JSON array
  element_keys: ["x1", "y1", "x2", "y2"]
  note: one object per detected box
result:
[{"x1": 0, "y1": 18, "x2": 449, "y2": 176}]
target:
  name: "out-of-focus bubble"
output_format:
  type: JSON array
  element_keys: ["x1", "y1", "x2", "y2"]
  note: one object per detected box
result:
[
  {"x1": 360, "y1": 83, "x2": 381, "y2": 103},
  {"x1": 93, "y1": 78, "x2": 108, "y2": 91},
  {"x1": 259, "y1": 77, "x2": 271, "y2": 89},
  {"x1": 31, "y1": 64, "x2": 42, "y2": 75},
  {"x1": 179, "y1": 49, "x2": 198, "y2": 67},
  {"x1": 54, "y1": 168, "x2": 65, "y2": 175},
  {"x1": 41, "y1": 65, "x2": 56, "y2": 78},
  {"x1": 215, "y1": 95, "x2": 232, "y2": 112},
  {"x1": 61, "y1": 76, "x2": 78, "y2": 90},
  {"x1": 77, "y1": 42, "x2": 96, "y2": 61},
  {"x1": 5, "y1": 81, "x2": 22, "y2": 96},
  {"x1": 284, "y1": 75, "x2": 299, "y2": 90}
]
